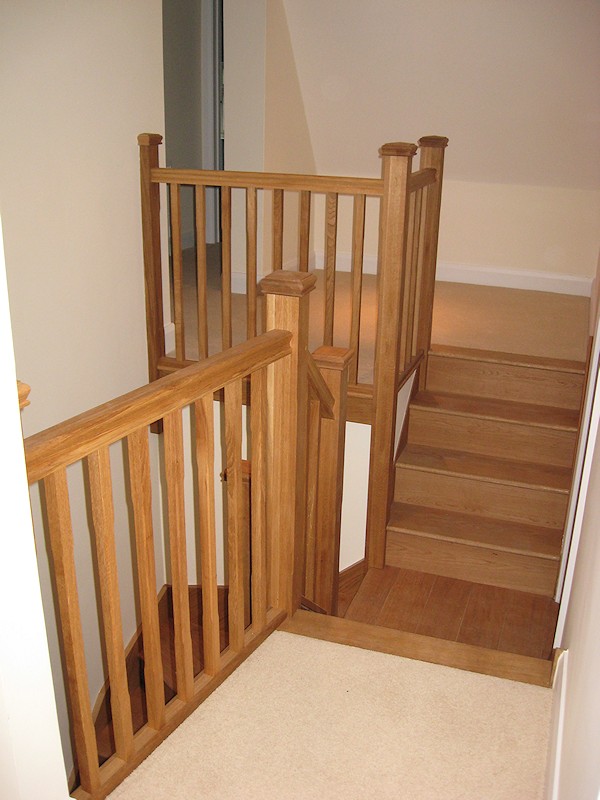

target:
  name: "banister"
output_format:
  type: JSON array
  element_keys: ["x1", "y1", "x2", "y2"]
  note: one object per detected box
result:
[
  {"x1": 25, "y1": 331, "x2": 291, "y2": 484},
  {"x1": 149, "y1": 167, "x2": 384, "y2": 197},
  {"x1": 408, "y1": 167, "x2": 437, "y2": 193}
]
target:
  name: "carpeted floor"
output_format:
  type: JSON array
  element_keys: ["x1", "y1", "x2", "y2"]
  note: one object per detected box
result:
[{"x1": 108, "y1": 631, "x2": 551, "y2": 800}]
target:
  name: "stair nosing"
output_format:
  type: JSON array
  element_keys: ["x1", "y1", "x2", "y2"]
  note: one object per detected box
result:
[{"x1": 429, "y1": 344, "x2": 586, "y2": 374}]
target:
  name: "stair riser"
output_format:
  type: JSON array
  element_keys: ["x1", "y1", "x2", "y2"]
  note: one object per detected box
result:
[
  {"x1": 427, "y1": 355, "x2": 584, "y2": 410},
  {"x1": 408, "y1": 408, "x2": 577, "y2": 467},
  {"x1": 395, "y1": 467, "x2": 568, "y2": 529},
  {"x1": 385, "y1": 530, "x2": 558, "y2": 596}
]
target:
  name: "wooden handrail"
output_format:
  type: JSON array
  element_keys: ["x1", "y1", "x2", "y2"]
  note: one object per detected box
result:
[
  {"x1": 408, "y1": 167, "x2": 437, "y2": 193},
  {"x1": 25, "y1": 331, "x2": 291, "y2": 483},
  {"x1": 150, "y1": 167, "x2": 384, "y2": 197},
  {"x1": 396, "y1": 350, "x2": 424, "y2": 393}
]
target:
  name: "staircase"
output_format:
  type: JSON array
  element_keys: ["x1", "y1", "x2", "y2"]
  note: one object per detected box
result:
[{"x1": 387, "y1": 344, "x2": 586, "y2": 596}]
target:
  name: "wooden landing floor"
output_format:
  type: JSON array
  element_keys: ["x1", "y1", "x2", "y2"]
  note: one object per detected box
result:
[{"x1": 339, "y1": 566, "x2": 559, "y2": 661}]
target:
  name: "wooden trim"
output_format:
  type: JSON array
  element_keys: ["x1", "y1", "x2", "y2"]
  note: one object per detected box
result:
[
  {"x1": 338, "y1": 559, "x2": 367, "y2": 596},
  {"x1": 169, "y1": 183, "x2": 185, "y2": 361},
  {"x1": 408, "y1": 167, "x2": 437, "y2": 193},
  {"x1": 151, "y1": 166, "x2": 383, "y2": 197},
  {"x1": 17, "y1": 380, "x2": 30, "y2": 410},
  {"x1": 307, "y1": 351, "x2": 335, "y2": 419},
  {"x1": 281, "y1": 610, "x2": 553, "y2": 687},
  {"x1": 347, "y1": 384, "x2": 373, "y2": 425},
  {"x1": 195, "y1": 186, "x2": 209, "y2": 359}
]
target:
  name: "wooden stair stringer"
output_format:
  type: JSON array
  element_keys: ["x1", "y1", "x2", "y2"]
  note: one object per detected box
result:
[{"x1": 281, "y1": 609, "x2": 553, "y2": 687}]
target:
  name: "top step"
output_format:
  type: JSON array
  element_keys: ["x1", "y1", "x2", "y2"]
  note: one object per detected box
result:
[{"x1": 427, "y1": 345, "x2": 586, "y2": 410}]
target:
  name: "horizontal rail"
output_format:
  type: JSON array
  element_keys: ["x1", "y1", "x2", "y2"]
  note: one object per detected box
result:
[
  {"x1": 26, "y1": 331, "x2": 292, "y2": 483},
  {"x1": 396, "y1": 349, "x2": 424, "y2": 393},
  {"x1": 408, "y1": 167, "x2": 437, "y2": 193},
  {"x1": 151, "y1": 167, "x2": 384, "y2": 197},
  {"x1": 306, "y1": 353, "x2": 335, "y2": 420}
]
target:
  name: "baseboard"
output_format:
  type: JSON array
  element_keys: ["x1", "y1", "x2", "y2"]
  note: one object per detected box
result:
[
  {"x1": 338, "y1": 558, "x2": 366, "y2": 594},
  {"x1": 437, "y1": 262, "x2": 592, "y2": 297},
  {"x1": 544, "y1": 649, "x2": 569, "y2": 800}
]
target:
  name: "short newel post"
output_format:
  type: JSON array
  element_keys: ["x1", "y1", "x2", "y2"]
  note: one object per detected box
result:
[
  {"x1": 415, "y1": 136, "x2": 448, "y2": 389},
  {"x1": 138, "y1": 133, "x2": 165, "y2": 385},
  {"x1": 365, "y1": 143, "x2": 416, "y2": 570},
  {"x1": 312, "y1": 346, "x2": 352, "y2": 615},
  {"x1": 260, "y1": 270, "x2": 315, "y2": 615}
]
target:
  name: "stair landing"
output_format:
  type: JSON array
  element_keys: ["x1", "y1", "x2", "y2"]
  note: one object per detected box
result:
[{"x1": 341, "y1": 565, "x2": 558, "y2": 662}]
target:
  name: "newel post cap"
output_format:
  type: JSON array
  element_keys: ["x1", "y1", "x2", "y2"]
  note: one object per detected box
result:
[
  {"x1": 379, "y1": 142, "x2": 418, "y2": 158},
  {"x1": 138, "y1": 133, "x2": 163, "y2": 146},
  {"x1": 418, "y1": 136, "x2": 449, "y2": 149},
  {"x1": 260, "y1": 271, "x2": 316, "y2": 298}
]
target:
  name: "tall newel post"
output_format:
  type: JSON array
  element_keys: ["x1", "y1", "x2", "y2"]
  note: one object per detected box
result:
[
  {"x1": 138, "y1": 133, "x2": 165, "y2": 384},
  {"x1": 260, "y1": 271, "x2": 315, "y2": 615},
  {"x1": 415, "y1": 136, "x2": 449, "y2": 389},
  {"x1": 365, "y1": 143, "x2": 416, "y2": 569}
]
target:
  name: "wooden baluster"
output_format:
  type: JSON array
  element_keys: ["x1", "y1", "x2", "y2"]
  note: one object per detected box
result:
[
  {"x1": 272, "y1": 188, "x2": 284, "y2": 271},
  {"x1": 415, "y1": 136, "x2": 449, "y2": 388},
  {"x1": 44, "y1": 469, "x2": 100, "y2": 794},
  {"x1": 324, "y1": 193, "x2": 338, "y2": 346},
  {"x1": 170, "y1": 184, "x2": 185, "y2": 360},
  {"x1": 400, "y1": 191, "x2": 417, "y2": 370},
  {"x1": 224, "y1": 380, "x2": 245, "y2": 649},
  {"x1": 87, "y1": 447, "x2": 134, "y2": 762},
  {"x1": 410, "y1": 188, "x2": 428, "y2": 361},
  {"x1": 304, "y1": 393, "x2": 322, "y2": 600},
  {"x1": 260, "y1": 270, "x2": 315, "y2": 614},
  {"x1": 221, "y1": 186, "x2": 233, "y2": 350},
  {"x1": 126, "y1": 427, "x2": 165, "y2": 730},
  {"x1": 246, "y1": 187, "x2": 258, "y2": 339},
  {"x1": 366, "y1": 143, "x2": 416, "y2": 569},
  {"x1": 138, "y1": 134, "x2": 165, "y2": 384},
  {"x1": 194, "y1": 395, "x2": 221, "y2": 675},
  {"x1": 163, "y1": 410, "x2": 194, "y2": 701},
  {"x1": 196, "y1": 186, "x2": 209, "y2": 359},
  {"x1": 349, "y1": 195, "x2": 366, "y2": 384},
  {"x1": 312, "y1": 346, "x2": 352, "y2": 615},
  {"x1": 298, "y1": 191, "x2": 311, "y2": 271},
  {"x1": 250, "y1": 367, "x2": 268, "y2": 631}
]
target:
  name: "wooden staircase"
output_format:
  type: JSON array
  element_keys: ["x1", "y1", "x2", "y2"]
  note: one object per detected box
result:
[{"x1": 387, "y1": 344, "x2": 586, "y2": 597}]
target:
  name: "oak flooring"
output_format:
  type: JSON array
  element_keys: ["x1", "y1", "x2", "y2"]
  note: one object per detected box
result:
[{"x1": 344, "y1": 566, "x2": 559, "y2": 661}]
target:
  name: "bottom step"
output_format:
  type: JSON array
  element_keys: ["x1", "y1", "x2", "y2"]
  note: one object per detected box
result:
[{"x1": 281, "y1": 610, "x2": 554, "y2": 687}]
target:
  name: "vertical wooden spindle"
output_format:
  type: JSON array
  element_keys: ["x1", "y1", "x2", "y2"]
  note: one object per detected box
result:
[
  {"x1": 272, "y1": 188, "x2": 284, "y2": 271},
  {"x1": 163, "y1": 410, "x2": 194, "y2": 701},
  {"x1": 224, "y1": 379, "x2": 246, "y2": 650},
  {"x1": 246, "y1": 187, "x2": 258, "y2": 339},
  {"x1": 196, "y1": 185, "x2": 209, "y2": 359},
  {"x1": 127, "y1": 427, "x2": 165, "y2": 730},
  {"x1": 298, "y1": 191, "x2": 311, "y2": 271},
  {"x1": 87, "y1": 448, "x2": 134, "y2": 762},
  {"x1": 250, "y1": 367, "x2": 268, "y2": 631},
  {"x1": 304, "y1": 394, "x2": 322, "y2": 600},
  {"x1": 324, "y1": 193, "x2": 338, "y2": 346},
  {"x1": 170, "y1": 183, "x2": 185, "y2": 361},
  {"x1": 44, "y1": 469, "x2": 100, "y2": 794},
  {"x1": 221, "y1": 186, "x2": 233, "y2": 351},
  {"x1": 194, "y1": 394, "x2": 221, "y2": 674},
  {"x1": 349, "y1": 194, "x2": 366, "y2": 384}
]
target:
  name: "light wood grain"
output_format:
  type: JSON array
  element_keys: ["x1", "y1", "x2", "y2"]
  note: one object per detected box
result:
[
  {"x1": 246, "y1": 187, "x2": 258, "y2": 339},
  {"x1": 87, "y1": 447, "x2": 134, "y2": 761},
  {"x1": 195, "y1": 186, "x2": 209, "y2": 359},
  {"x1": 44, "y1": 469, "x2": 101, "y2": 794},
  {"x1": 272, "y1": 188, "x2": 284, "y2": 271},
  {"x1": 220, "y1": 186, "x2": 233, "y2": 350},
  {"x1": 17, "y1": 380, "x2": 31, "y2": 409},
  {"x1": 250, "y1": 368, "x2": 268, "y2": 631},
  {"x1": 169, "y1": 183, "x2": 185, "y2": 361},
  {"x1": 323, "y1": 192, "x2": 338, "y2": 346},
  {"x1": 298, "y1": 190, "x2": 311, "y2": 271},
  {"x1": 163, "y1": 410, "x2": 194, "y2": 700},
  {"x1": 349, "y1": 195, "x2": 366, "y2": 383},
  {"x1": 225, "y1": 380, "x2": 246, "y2": 650}
]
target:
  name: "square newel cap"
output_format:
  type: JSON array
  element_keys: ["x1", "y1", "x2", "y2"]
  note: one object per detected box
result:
[
  {"x1": 379, "y1": 143, "x2": 418, "y2": 158},
  {"x1": 260, "y1": 271, "x2": 316, "y2": 297}
]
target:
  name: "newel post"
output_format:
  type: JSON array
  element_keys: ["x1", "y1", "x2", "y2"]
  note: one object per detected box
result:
[
  {"x1": 415, "y1": 136, "x2": 448, "y2": 389},
  {"x1": 138, "y1": 133, "x2": 165, "y2": 384},
  {"x1": 260, "y1": 270, "x2": 315, "y2": 615},
  {"x1": 312, "y1": 346, "x2": 352, "y2": 615},
  {"x1": 365, "y1": 143, "x2": 416, "y2": 569}
]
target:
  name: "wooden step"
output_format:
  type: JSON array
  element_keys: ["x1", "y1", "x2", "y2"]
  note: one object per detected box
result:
[
  {"x1": 281, "y1": 609, "x2": 554, "y2": 687},
  {"x1": 408, "y1": 391, "x2": 578, "y2": 467},
  {"x1": 426, "y1": 345, "x2": 586, "y2": 410},
  {"x1": 386, "y1": 503, "x2": 560, "y2": 595},
  {"x1": 395, "y1": 444, "x2": 570, "y2": 528}
]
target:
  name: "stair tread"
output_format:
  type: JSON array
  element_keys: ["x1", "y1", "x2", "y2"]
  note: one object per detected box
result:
[
  {"x1": 388, "y1": 502, "x2": 561, "y2": 559},
  {"x1": 429, "y1": 344, "x2": 586, "y2": 374},
  {"x1": 412, "y1": 390, "x2": 579, "y2": 430},
  {"x1": 397, "y1": 443, "x2": 572, "y2": 492}
]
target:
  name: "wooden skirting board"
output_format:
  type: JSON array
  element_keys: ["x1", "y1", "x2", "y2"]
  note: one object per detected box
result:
[{"x1": 281, "y1": 609, "x2": 553, "y2": 687}]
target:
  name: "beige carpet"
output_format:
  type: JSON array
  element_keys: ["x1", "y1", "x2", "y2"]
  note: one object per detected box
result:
[{"x1": 109, "y1": 631, "x2": 551, "y2": 800}]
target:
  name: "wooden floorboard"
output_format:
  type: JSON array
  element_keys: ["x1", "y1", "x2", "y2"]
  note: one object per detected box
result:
[{"x1": 343, "y1": 566, "x2": 558, "y2": 662}]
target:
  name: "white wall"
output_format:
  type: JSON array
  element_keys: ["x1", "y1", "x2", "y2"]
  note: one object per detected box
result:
[
  {"x1": 0, "y1": 0, "x2": 166, "y2": 775},
  {"x1": 0, "y1": 221, "x2": 69, "y2": 800},
  {"x1": 282, "y1": 0, "x2": 600, "y2": 286}
]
